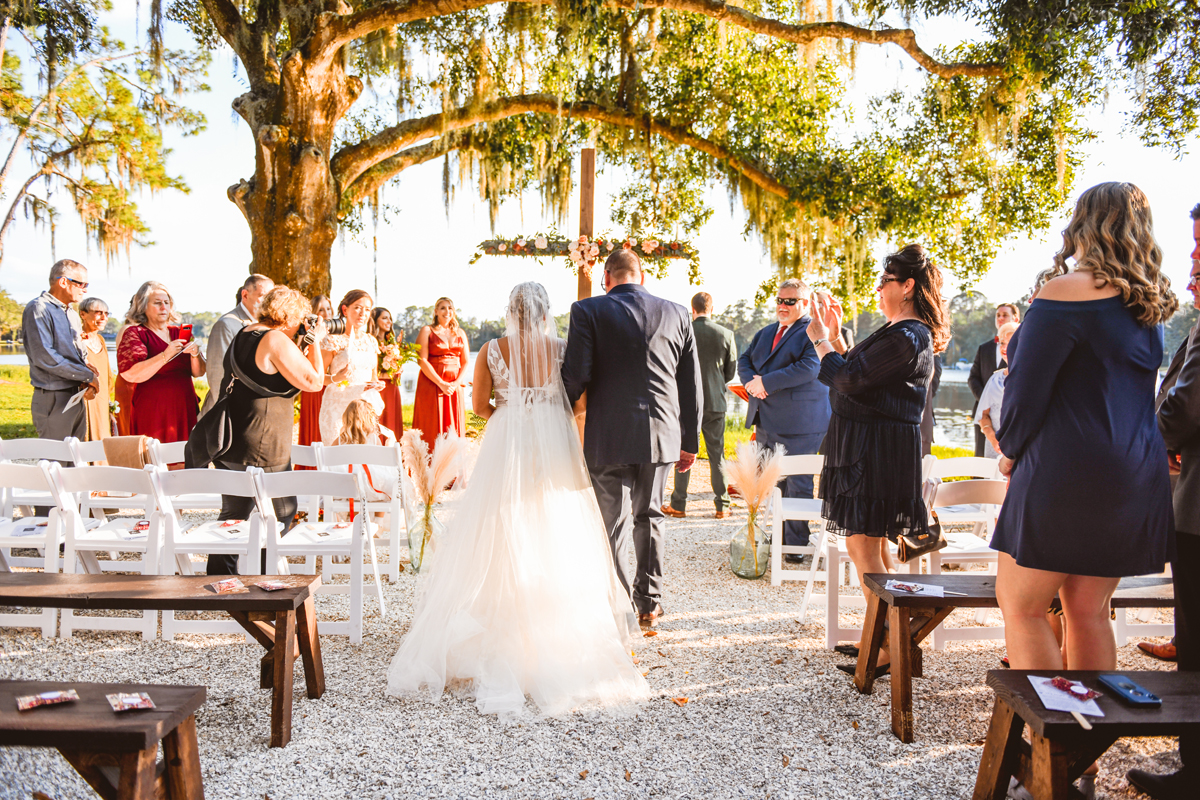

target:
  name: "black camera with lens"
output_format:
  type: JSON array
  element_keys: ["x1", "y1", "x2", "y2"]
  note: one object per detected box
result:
[{"x1": 296, "y1": 315, "x2": 346, "y2": 345}]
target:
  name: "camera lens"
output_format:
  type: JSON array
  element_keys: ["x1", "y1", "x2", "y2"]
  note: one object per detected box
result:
[{"x1": 326, "y1": 318, "x2": 347, "y2": 336}]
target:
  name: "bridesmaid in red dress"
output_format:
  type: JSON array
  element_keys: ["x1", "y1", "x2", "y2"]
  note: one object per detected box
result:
[
  {"x1": 116, "y1": 281, "x2": 204, "y2": 443},
  {"x1": 298, "y1": 294, "x2": 332, "y2": 452},
  {"x1": 411, "y1": 296, "x2": 469, "y2": 450},
  {"x1": 370, "y1": 306, "x2": 405, "y2": 439}
]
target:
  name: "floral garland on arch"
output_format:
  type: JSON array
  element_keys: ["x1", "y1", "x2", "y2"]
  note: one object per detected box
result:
[{"x1": 471, "y1": 234, "x2": 699, "y2": 277}]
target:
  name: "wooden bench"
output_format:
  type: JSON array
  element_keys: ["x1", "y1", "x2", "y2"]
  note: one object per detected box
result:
[
  {"x1": 853, "y1": 573, "x2": 1174, "y2": 742},
  {"x1": 973, "y1": 670, "x2": 1200, "y2": 800},
  {"x1": 0, "y1": 680, "x2": 205, "y2": 799},
  {"x1": 0, "y1": 573, "x2": 326, "y2": 747}
]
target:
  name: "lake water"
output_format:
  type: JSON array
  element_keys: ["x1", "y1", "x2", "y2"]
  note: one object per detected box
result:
[{"x1": 1, "y1": 344, "x2": 981, "y2": 449}]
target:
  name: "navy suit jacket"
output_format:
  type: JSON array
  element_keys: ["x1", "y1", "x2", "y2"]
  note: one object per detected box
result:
[
  {"x1": 737, "y1": 318, "x2": 831, "y2": 436},
  {"x1": 562, "y1": 283, "x2": 702, "y2": 468}
]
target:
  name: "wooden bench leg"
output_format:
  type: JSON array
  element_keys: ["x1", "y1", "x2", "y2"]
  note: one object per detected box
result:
[
  {"x1": 270, "y1": 609, "x2": 297, "y2": 748},
  {"x1": 972, "y1": 698, "x2": 1026, "y2": 800},
  {"x1": 296, "y1": 596, "x2": 326, "y2": 699},
  {"x1": 855, "y1": 592, "x2": 888, "y2": 693},
  {"x1": 163, "y1": 714, "x2": 204, "y2": 800},
  {"x1": 889, "y1": 605, "x2": 915, "y2": 742}
]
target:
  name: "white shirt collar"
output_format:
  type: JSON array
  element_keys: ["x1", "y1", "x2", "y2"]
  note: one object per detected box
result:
[{"x1": 239, "y1": 302, "x2": 254, "y2": 321}]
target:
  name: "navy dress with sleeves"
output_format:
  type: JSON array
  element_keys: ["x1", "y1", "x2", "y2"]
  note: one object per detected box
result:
[
  {"x1": 992, "y1": 296, "x2": 1173, "y2": 577},
  {"x1": 817, "y1": 320, "x2": 934, "y2": 540}
]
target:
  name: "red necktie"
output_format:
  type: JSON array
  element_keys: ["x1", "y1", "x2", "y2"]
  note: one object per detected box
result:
[{"x1": 771, "y1": 325, "x2": 787, "y2": 351}]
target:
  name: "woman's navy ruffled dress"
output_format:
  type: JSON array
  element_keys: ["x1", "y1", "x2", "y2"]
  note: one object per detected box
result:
[{"x1": 818, "y1": 320, "x2": 934, "y2": 540}]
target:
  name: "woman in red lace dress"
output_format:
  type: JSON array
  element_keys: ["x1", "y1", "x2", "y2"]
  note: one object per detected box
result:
[
  {"x1": 370, "y1": 306, "x2": 405, "y2": 439},
  {"x1": 411, "y1": 296, "x2": 469, "y2": 450},
  {"x1": 117, "y1": 281, "x2": 204, "y2": 443},
  {"x1": 298, "y1": 294, "x2": 333, "y2": 451}
]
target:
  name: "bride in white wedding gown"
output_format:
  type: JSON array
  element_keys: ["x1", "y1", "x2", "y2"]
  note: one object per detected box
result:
[{"x1": 386, "y1": 282, "x2": 649, "y2": 717}]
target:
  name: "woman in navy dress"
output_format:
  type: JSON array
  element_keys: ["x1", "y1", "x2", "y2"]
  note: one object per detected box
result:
[
  {"x1": 807, "y1": 244, "x2": 950, "y2": 674},
  {"x1": 994, "y1": 182, "x2": 1176, "y2": 679}
]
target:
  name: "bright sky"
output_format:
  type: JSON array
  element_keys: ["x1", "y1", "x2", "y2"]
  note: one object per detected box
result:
[{"x1": 1, "y1": 10, "x2": 1196, "y2": 322}]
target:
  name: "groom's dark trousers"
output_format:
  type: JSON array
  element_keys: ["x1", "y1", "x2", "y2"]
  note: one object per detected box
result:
[{"x1": 562, "y1": 282, "x2": 703, "y2": 616}]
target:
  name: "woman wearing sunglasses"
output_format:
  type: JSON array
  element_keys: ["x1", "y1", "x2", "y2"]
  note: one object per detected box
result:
[{"x1": 807, "y1": 244, "x2": 950, "y2": 675}]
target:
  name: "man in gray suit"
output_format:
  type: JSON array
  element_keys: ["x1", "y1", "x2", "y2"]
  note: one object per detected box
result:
[
  {"x1": 562, "y1": 249, "x2": 702, "y2": 628},
  {"x1": 200, "y1": 274, "x2": 273, "y2": 416},
  {"x1": 22, "y1": 259, "x2": 99, "y2": 441},
  {"x1": 663, "y1": 292, "x2": 737, "y2": 519},
  {"x1": 1127, "y1": 204, "x2": 1200, "y2": 800}
]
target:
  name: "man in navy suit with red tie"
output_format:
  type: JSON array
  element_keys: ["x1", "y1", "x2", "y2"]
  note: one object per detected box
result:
[{"x1": 738, "y1": 279, "x2": 831, "y2": 553}]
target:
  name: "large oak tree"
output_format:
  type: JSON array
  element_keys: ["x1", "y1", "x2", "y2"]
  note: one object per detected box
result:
[{"x1": 162, "y1": 0, "x2": 1200, "y2": 305}]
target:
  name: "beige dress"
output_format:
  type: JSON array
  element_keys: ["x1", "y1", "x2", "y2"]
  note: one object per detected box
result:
[{"x1": 81, "y1": 331, "x2": 112, "y2": 440}]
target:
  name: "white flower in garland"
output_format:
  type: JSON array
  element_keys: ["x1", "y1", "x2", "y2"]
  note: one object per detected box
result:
[
  {"x1": 534, "y1": 235, "x2": 547, "y2": 249},
  {"x1": 588, "y1": 242, "x2": 600, "y2": 258},
  {"x1": 516, "y1": 237, "x2": 526, "y2": 247},
  {"x1": 641, "y1": 239, "x2": 659, "y2": 254},
  {"x1": 498, "y1": 242, "x2": 508, "y2": 252}
]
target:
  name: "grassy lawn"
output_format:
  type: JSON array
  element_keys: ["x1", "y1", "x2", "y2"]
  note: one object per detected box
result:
[{"x1": 0, "y1": 366, "x2": 37, "y2": 439}]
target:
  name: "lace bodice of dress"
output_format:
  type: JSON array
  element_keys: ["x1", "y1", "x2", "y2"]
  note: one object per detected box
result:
[
  {"x1": 326, "y1": 330, "x2": 380, "y2": 385},
  {"x1": 487, "y1": 337, "x2": 565, "y2": 409}
]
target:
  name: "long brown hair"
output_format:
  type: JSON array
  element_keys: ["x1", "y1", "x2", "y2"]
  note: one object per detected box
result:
[
  {"x1": 1051, "y1": 182, "x2": 1177, "y2": 326},
  {"x1": 369, "y1": 307, "x2": 393, "y2": 341},
  {"x1": 337, "y1": 289, "x2": 373, "y2": 319},
  {"x1": 334, "y1": 399, "x2": 383, "y2": 446},
  {"x1": 883, "y1": 243, "x2": 951, "y2": 354}
]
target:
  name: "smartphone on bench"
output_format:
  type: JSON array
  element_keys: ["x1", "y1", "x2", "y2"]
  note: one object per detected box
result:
[{"x1": 1098, "y1": 674, "x2": 1162, "y2": 707}]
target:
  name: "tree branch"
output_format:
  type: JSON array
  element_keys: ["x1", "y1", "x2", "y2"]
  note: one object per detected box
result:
[
  {"x1": 336, "y1": 95, "x2": 789, "y2": 207},
  {"x1": 341, "y1": 132, "x2": 472, "y2": 207},
  {"x1": 317, "y1": 0, "x2": 1002, "y2": 79},
  {"x1": 199, "y1": 0, "x2": 276, "y2": 88}
]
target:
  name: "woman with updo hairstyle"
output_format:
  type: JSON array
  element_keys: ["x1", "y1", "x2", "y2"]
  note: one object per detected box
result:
[
  {"x1": 992, "y1": 182, "x2": 1174, "y2": 684},
  {"x1": 412, "y1": 295, "x2": 469, "y2": 450},
  {"x1": 805, "y1": 243, "x2": 949, "y2": 676},
  {"x1": 201, "y1": 285, "x2": 328, "y2": 575},
  {"x1": 298, "y1": 294, "x2": 333, "y2": 453}
]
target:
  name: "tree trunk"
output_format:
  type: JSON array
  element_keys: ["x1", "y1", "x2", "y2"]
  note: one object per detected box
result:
[{"x1": 228, "y1": 52, "x2": 361, "y2": 298}]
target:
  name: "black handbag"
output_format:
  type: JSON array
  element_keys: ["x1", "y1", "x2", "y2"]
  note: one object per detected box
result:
[
  {"x1": 184, "y1": 333, "x2": 294, "y2": 469},
  {"x1": 896, "y1": 477, "x2": 947, "y2": 563}
]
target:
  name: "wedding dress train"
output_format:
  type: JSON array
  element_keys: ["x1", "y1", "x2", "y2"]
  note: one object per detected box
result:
[{"x1": 386, "y1": 283, "x2": 649, "y2": 717}]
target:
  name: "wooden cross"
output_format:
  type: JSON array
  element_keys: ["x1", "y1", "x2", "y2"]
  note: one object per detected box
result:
[{"x1": 474, "y1": 148, "x2": 698, "y2": 302}]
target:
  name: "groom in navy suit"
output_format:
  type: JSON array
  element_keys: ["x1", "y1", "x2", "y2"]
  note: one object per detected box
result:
[{"x1": 738, "y1": 278, "x2": 831, "y2": 551}]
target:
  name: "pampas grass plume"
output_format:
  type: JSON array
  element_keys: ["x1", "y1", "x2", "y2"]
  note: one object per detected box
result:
[
  {"x1": 726, "y1": 441, "x2": 785, "y2": 515},
  {"x1": 428, "y1": 431, "x2": 468, "y2": 502},
  {"x1": 401, "y1": 429, "x2": 432, "y2": 504}
]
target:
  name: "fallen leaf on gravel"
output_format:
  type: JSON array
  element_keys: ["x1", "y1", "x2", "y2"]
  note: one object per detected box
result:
[
  {"x1": 816, "y1": 670, "x2": 825, "y2": 675},
  {"x1": 773, "y1": 658, "x2": 783, "y2": 665},
  {"x1": 579, "y1": 770, "x2": 589, "y2": 779},
  {"x1": 625, "y1": 769, "x2": 632, "y2": 781},
  {"x1": 671, "y1": 697, "x2": 688, "y2": 706},
  {"x1": 33, "y1": 793, "x2": 50, "y2": 800},
  {"x1": 800, "y1": 766, "x2": 809, "y2": 772},
  {"x1": 657, "y1": 650, "x2": 667, "y2": 657},
  {"x1": 852, "y1": 720, "x2": 859, "y2": 730},
  {"x1": 782, "y1": 755, "x2": 790, "y2": 767},
  {"x1": 642, "y1": 671, "x2": 649, "y2": 677},
  {"x1": 643, "y1": 631, "x2": 658, "y2": 637}
]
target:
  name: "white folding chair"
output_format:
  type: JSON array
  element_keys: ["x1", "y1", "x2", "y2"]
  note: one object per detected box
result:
[
  {"x1": 0, "y1": 436, "x2": 78, "y2": 516},
  {"x1": 291, "y1": 443, "x2": 325, "y2": 521},
  {"x1": 320, "y1": 443, "x2": 407, "y2": 583},
  {"x1": 0, "y1": 461, "x2": 68, "y2": 636},
  {"x1": 153, "y1": 466, "x2": 270, "y2": 639},
  {"x1": 822, "y1": 535, "x2": 919, "y2": 649},
  {"x1": 69, "y1": 438, "x2": 159, "y2": 525},
  {"x1": 768, "y1": 454, "x2": 827, "y2": 583},
  {"x1": 54, "y1": 465, "x2": 164, "y2": 640},
  {"x1": 926, "y1": 479, "x2": 1008, "y2": 649},
  {"x1": 257, "y1": 469, "x2": 386, "y2": 644},
  {"x1": 922, "y1": 456, "x2": 1003, "y2": 538},
  {"x1": 147, "y1": 440, "x2": 223, "y2": 513}
]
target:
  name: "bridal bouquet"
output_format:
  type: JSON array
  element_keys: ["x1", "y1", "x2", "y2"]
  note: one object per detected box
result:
[
  {"x1": 401, "y1": 429, "x2": 468, "y2": 572},
  {"x1": 377, "y1": 331, "x2": 419, "y2": 382},
  {"x1": 725, "y1": 441, "x2": 785, "y2": 579}
]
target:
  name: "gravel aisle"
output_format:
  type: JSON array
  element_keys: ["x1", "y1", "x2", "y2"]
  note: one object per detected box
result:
[{"x1": 0, "y1": 466, "x2": 1179, "y2": 799}]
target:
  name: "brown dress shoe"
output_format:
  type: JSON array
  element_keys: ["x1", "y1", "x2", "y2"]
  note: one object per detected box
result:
[
  {"x1": 714, "y1": 509, "x2": 729, "y2": 519},
  {"x1": 638, "y1": 605, "x2": 666, "y2": 628},
  {"x1": 1137, "y1": 641, "x2": 1177, "y2": 661},
  {"x1": 661, "y1": 504, "x2": 686, "y2": 518}
]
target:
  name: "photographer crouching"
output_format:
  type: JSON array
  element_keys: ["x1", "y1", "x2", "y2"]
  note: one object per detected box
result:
[{"x1": 186, "y1": 286, "x2": 327, "y2": 575}]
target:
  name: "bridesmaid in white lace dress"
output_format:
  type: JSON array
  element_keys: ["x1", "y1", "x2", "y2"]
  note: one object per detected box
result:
[{"x1": 320, "y1": 290, "x2": 385, "y2": 444}]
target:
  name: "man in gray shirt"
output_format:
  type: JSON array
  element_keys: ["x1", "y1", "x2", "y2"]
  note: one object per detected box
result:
[
  {"x1": 199, "y1": 273, "x2": 273, "y2": 416},
  {"x1": 22, "y1": 259, "x2": 98, "y2": 441}
]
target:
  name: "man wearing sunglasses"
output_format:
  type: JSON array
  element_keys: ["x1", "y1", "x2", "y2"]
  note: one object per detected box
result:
[
  {"x1": 736, "y1": 278, "x2": 831, "y2": 554},
  {"x1": 21, "y1": 259, "x2": 99, "y2": 443}
]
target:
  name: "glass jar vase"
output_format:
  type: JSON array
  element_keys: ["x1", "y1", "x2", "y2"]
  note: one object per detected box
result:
[
  {"x1": 408, "y1": 507, "x2": 445, "y2": 573},
  {"x1": 729, "y1": 513, "x2": 769, "y2": 580}
]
